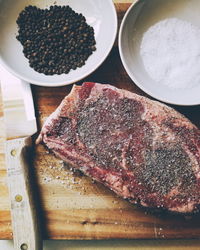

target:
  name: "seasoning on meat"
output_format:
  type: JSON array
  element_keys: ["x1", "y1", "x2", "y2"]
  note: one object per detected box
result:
[{"x1": 37, "y1": 82, "x2": 200, "y2": 213}]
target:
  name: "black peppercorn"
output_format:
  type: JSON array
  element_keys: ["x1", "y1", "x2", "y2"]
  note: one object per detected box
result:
[{"x1": 16, "y1": 5, "x2": 96, "y2": 75}]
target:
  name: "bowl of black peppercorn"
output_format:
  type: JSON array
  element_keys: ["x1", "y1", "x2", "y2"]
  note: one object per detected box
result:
[{"x1": 0, "y1": 0, "x2": 117, "y2": 86}]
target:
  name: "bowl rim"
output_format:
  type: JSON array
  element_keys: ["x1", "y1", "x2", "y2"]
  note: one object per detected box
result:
[
  {"x1": 0, "y1": 0, "x2": 118, "y2": 87},
  {"x1": 118, "y1": 0, "x2": 200, "y2": 106}
]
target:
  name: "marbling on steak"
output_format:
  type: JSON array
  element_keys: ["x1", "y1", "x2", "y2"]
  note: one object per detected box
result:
[{"x1": 37, "y1": 82, "x2": 200, "y2": 213}]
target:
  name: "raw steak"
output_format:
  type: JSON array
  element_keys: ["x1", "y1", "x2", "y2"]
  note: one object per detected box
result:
[{"x1": 37, "y1": 82, "x2": 200, "y2": 213}]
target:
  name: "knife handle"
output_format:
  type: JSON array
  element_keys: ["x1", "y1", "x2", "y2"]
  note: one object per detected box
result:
[{"x1": 5, "y1": 137, "x2": 42, "y2": 250}]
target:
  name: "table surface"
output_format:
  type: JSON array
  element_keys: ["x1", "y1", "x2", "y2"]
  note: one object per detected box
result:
[{"x1": 0, "y1": 239, "x2": 200, "y2": 250}]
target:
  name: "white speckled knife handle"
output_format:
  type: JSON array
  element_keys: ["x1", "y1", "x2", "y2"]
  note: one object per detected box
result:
[{"x1": 5, "y1": 137, "x2": 42, "y2": 250}]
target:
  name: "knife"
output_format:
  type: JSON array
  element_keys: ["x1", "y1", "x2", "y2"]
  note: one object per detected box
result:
[{"x1": 0, "y1": 66, "x2": 42, "y2": 250}]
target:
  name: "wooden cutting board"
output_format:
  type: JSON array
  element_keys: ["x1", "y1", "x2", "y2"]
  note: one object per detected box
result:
[{"x1": 1, "y1": 1, "x2": 200, "y2": 240}]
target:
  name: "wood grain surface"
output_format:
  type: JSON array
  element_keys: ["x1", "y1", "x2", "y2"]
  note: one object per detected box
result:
[{"x1": 1, "y1": 2, "x2": 200, "y2": 240}]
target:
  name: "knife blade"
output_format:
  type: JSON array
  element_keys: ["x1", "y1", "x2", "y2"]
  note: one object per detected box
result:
[
  {"x1": 1, "y1": 68, "x2": 37, "y2": 139},
  {"x1": 0, "y1": 66, "x2": 42, "y2": 250}
]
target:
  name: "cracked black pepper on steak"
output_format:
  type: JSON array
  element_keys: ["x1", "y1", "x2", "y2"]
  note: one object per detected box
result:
[{"x1": 16, "y1": 5, "x2": 96, "y2": 75}]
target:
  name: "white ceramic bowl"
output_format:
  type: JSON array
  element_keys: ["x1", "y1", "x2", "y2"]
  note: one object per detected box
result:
[
  {"x1": 0, "y1": 0, "x2": 117, "y2": 87},
  {"x1": 119, "y1": 0, "x2": 200, "y2": 105}
]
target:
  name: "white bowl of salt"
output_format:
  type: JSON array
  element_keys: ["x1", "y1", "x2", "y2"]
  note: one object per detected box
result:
[{"x1": 119, "y1": 0, "x2": 200, "y2": 105}]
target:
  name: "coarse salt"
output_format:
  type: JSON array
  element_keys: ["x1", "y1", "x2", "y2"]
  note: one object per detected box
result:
[{"x1": 140, "y1": 18, "x2": 200, "y2": 89}]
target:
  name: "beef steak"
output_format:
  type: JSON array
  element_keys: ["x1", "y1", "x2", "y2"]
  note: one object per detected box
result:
[{"x1": 37, "y1": 82, "x2": 200, "y2": 213}]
